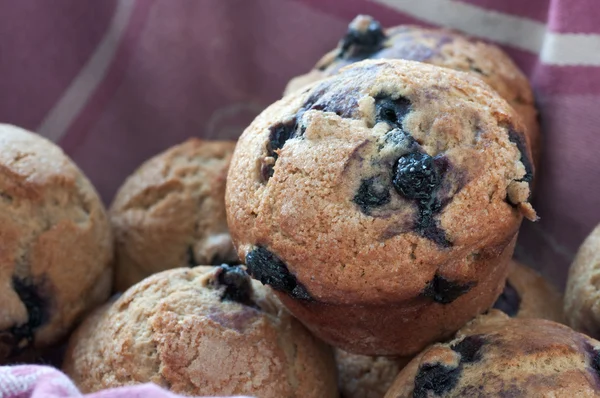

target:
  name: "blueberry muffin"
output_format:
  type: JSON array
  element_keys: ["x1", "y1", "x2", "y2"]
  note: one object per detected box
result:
[
  {"x1": 63, "y1": 266, "x2": 338, "y2": 397},
  {"x1": 226, "y1": 59, "x2": 536, "y2": 355},
  {"x1": 337, "y1": 261, "x2": 565, "y2": 398},
  {"x1": 384, "y1": 311, "x2": 600, "y2": 397},
  {"x1": 493, "y1": 260, "x2": 565, "y2": 323},
  {"x1": 336, "y1": 350, "x2": 411, "y2": 398},
  {"x1": 110, "y1": 139, "x2": 238, "y2": 291},
  {"x1": 334, "y1": 261, "x2": 563, "y2": 398},
  {"x1": 565, "y1": 224, "x2": 600, "y2": 338},
  {"x1": 0, "y1": 124, "x2": 113, "y2": 362},
  {"x1": 285, "y1": 15, "x2": 540, "y2": 168}
]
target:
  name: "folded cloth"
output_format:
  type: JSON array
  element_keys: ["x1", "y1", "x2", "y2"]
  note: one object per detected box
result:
[{"x1": 0, "y1": 365, "x2": 253, "y2": 398}]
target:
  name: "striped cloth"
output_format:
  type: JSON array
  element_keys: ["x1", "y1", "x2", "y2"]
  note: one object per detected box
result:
[
  {"x1": 1, "y1": 0, "x2": 597, "y2": 290},
  {"x1": 0, "y1": 2, "x2": 598, "y2": 394}
]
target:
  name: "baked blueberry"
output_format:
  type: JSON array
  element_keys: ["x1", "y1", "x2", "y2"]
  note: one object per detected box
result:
[
  {"x1": 393, "y1": 152, "x2": 440, "y2": 201},
  {"x1": 263, "y1": 119, "x2": 298, "y2": 181},
  {"x1": 450, "y1": 335, "x2": 486, "y2": 363},
  {"x1": 339, "y1": 15, "x2": 386, "y2": 60},
  {"x1": 413, "y1": 363, "x2": 461, "y2": 398},
  {"x1": 494, "y1": 260, "x2": 564, "y2": 322},
  {"x1": 245, "y1": 247, "x2": 311, "y2": 301},
  {"x1": 353, "y1": 177, "x2": 391, "y2": 213},
  {"x1": 587, "y1": 343, "x2": 600, "y2": 377},
  {"x1": 216, "y1": 265, "x2": 256, "y2": 307},
  {"x1": 386, "y1": 312, "x2": 600, "y2": 397},
  {"x1": 493, "y1": 280, "x2": 521, "y2": 317},
  {"x1": 508, "y1": 128, "x2": 534, "y2": 185},
  {"x1": 4, "y1": 278, "x2": 48, "y2": 355},
  {"x1": 375, "y1": 96, "x2": 411, "y2": 130},
  {"x1": 422, "y1": 274, "x2": 475, "y2": 305}
]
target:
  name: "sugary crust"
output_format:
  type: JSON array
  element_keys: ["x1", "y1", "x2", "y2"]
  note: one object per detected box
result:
[
  {"x1": 0, "y1": 124, "x2": 113, "y2": 360},
  {"x1": 110, "y1": 139, "x2": 238, "y2": 291},
  {"x1": 565, "y1": 224, "x2": 600, "y2": 338},
  {"x1": 63, "y1": 267, "x2": 337, "y2": 397},
  {"x1": 385, "y1": 311, "x2": 600, "y2": 397},
  {"x1": 284, "y1": 18, "x2": 540, "y2": 168}
]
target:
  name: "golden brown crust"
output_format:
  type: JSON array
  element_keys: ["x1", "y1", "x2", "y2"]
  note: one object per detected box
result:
[
  {"x1": 0, "y1": 124, "x2": 113, "y2": 361},
  {"x1": 284, "y1": 16, "x2": 540, "y2": 169},
  {"x1": 227, "y1": 59, "x2": 535, "y2": 355},
  {"x1": 63, "y1": 267, "x2": 338, "y2": 397},
  {"x1": 385, "y1": 311, "x2": 600, "y2": 397},
  {"x1": 565, "y1": 224, "x2": 600, "y2": 338},
  {"x1": 110, "y1": 139, "x2": 238, "y2": 291}
]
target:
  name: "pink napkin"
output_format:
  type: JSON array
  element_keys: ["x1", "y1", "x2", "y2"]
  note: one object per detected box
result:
[{"x1": 0, "y1": 365, "x2": 253, "y2": 398}]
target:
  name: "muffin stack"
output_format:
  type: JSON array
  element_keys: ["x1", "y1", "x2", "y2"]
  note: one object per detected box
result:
[{"x1": 2, "y1": 14, "x2": 600, "y2": 398}]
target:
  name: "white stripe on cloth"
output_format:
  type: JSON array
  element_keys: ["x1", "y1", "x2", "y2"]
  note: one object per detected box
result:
[
  {"x1": 540, "y1": 33, "x2": 600, "y2": 65},
  {"x1": 37, "y1": 0, "x2": 136, "y2": 142},
  {"x1": 370, "y1": 0, "x2": 600, "y2": 66}
]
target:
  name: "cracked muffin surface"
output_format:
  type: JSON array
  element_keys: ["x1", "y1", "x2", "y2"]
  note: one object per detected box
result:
[
  {"x1": 226, "y1": 59, "x2": 535, "y2": 355},
  {"x1": 385, "y1": 311, "x2": 600, "y2": 397},
  {"x1": 62, "y1": 266, "x2": 337, "y2": 398},
  {"x1": 110, "y1": 139, "x2": 238, "y2": 291},
  {"x1": 285, "y1": 15, "x2": 540, "y2": 168},
  {"x1": 0, "y1": 124, "x2": 113, "y2": 362}
]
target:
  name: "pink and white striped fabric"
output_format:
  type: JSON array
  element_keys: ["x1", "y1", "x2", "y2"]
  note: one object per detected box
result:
[
  {"x1": 0, "y1": 365, "x2": 252, "y2": 398},
  {"x1": 1, "y1": 0, "x2": 597, "y2": 288}
]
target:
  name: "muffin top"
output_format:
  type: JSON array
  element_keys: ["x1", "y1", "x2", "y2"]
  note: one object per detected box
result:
[
  {"x1": 297, "y1": 16, "x2": 533, "y2": 110},
  {"x1": 385, "y1": 311, "x2": 600, "y2": 397},
  {"x1": 227, "y1": 59, "x2": 535, "y2": 304},
  {"x1": 0, "y1": 124, "x2": 112, "y2": 359},
  {"x1": 110, "y1": 138, "x2": 237, "y2": 290},
  {"x1": 63, "y1": 266, "x2": 337, "y2": 397},
  {"x1": 285, "y1": 15, "x2": 540, "y2": 166}
]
